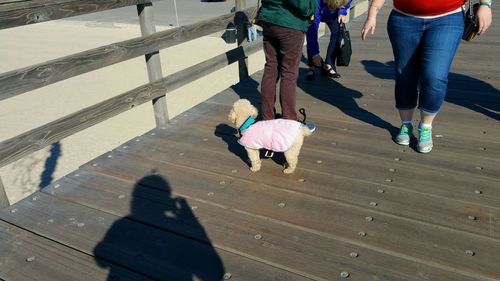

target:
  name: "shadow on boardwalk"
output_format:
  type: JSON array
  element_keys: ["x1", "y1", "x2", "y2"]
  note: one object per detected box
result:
[
  {"x1": 93, "y1": 174, "x2": 225, "y2": 280},
  {"x1": 297, "y1": 67, "x2": 399, "y2": 138},
  {"x1": 361, "y1": 60, "x2": 500, "y2": 121}
]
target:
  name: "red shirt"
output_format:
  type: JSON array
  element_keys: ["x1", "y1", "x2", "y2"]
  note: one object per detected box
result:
[{"x1": 394, "y1": 0, "x2": 465, "y2": 16}]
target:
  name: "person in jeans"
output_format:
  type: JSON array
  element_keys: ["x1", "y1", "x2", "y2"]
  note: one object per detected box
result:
[
  {"x1": 361, "y1": 0, "x2": 492, "y2": 153},
  {"x1": 305, "y1": 0, "x2": 352, "y2": 80},
  {"x1": 256, "y1": 0, "x2": 318, "y2": 121}
]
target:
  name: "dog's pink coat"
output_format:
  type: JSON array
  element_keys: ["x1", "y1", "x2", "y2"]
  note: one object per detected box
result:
[{"x1": 238, "y1": 119, "x2": 302, "y2": 152}]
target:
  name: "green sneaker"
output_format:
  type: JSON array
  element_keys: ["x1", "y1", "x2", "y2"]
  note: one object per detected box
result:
[
  {"x1": 417, "y1": 126, "x2": 433, "y2": 153},
  {"x1": 396, "y1": 123, "x2": 413, "y2": 145}
]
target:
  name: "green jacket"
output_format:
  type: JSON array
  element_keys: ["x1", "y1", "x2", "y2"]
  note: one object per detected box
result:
[{"x1": 257, "y1": 0, "x2": 318, "y2": 32}]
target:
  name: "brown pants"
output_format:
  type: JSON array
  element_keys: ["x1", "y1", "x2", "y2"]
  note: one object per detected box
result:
[{"x1": 260, "y1": 23, "x2": 305, "y2": 121}]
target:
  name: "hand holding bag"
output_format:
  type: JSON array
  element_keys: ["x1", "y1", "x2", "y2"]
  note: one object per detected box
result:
[
  {"x1": 462, "y1": 1, "x2": 480, "y2": 41},
  {"x1": 335, "y1": 22, "x2": 352, "y2": 66}
]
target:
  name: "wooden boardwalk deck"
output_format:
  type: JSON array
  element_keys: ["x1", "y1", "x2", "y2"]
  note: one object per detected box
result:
[{"x1": 1, "y1": 7, "x2": 499, "y2": 281}]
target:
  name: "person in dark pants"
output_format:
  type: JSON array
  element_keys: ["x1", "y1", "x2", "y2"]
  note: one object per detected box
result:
[
  {"x1": 305, "y1": 0, "x2": 352, "y2": 80},
  {"x1": 256, "y1": 0, "x2": 318, "y2": 121}
]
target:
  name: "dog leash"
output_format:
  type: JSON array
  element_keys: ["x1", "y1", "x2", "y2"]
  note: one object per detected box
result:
[{"x1": 299, "y1": 108, "x2": 307, "y2": 124}]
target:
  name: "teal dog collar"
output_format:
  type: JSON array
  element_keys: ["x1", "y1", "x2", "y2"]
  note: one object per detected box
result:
[{"x1": 239, "y1": 116, "x2": 256, "y2": 132}]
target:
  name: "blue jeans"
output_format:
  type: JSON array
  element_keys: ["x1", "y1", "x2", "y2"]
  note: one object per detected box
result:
[
  {"x1": 306, "y1": 18, "x2": 340, "y2": 71},
  {"x1": 387, "y1": 10, "x2": 464, "y2": 114},
  {"x1": 324, "y1": 20, "x2": 340, "y2": 69}
]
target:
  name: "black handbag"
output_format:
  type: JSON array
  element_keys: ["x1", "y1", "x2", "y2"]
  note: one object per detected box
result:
[
  {"x1": 462, "y1": 1, "x2": 480, "y2": 41},
  {"x1": 335, "y1": 22, "x2": 352, "y2": 66}
]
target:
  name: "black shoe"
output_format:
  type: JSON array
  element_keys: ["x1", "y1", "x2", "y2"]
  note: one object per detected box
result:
[{"x1": 322, "y1": 67, "x2": 341, "y2": 78}]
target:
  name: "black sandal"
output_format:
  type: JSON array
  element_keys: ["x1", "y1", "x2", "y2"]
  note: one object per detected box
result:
[
  {"x1": 322, "y1": 66, "x2": 341, "y2": 79},
  {"x1": 305, "y1": 68, "x2": 314, "y2": 80}
]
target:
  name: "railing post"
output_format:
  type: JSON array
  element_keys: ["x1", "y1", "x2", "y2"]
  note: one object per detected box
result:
[
  {"x1": 137, "y1": 1, "x2": 169, "y2": 126},
  {"x1": 235, "y1": 0, "x2": 249, "y2": 81},
  {"x1": 0, "y1": 176, "x2": 10, "y2": 209}
]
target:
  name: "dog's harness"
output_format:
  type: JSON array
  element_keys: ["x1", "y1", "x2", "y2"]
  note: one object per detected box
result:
[
  {"x1": 237, "y1": 118, "x2": 302, "y2": 157},
  {"x1": 238, "y1": 116, "x2": 256, "y2": 134},
  {"x1": 238, "y1": 115, "x2": 275, "y2": 157},
  {"x1": 237, "y1": 108, "x2": 308, "y2": 158}
]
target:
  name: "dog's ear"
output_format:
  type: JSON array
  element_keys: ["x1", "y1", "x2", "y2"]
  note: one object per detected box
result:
[{"x1": 228, "y1": 109, "x2": 237, "y2": 124}]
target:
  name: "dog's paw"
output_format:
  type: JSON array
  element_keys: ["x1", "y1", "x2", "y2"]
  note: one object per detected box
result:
[
  {"x1": 283, "y1": 162, "x2": 296, "y2": 174},
  {"x1": 250, "y1": 165, "x2": 261, "y2": 172}
]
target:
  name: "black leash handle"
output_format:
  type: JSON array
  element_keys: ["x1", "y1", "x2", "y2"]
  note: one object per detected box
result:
[{"x1": 298, "y1": 108, "x2": 307, "y2": 124}]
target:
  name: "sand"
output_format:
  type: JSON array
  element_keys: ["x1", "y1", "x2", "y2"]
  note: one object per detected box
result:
[{"x1": 0, "y1": 18, "x2": 265, "y2": 204}]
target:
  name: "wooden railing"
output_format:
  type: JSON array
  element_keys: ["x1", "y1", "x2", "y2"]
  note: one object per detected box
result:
[
  {"x1": 0, "y1": 0, "x2": 368, "y2": 207},
  {"x1": 0, "y1": 0, "x2": 259, "y2": 168}
]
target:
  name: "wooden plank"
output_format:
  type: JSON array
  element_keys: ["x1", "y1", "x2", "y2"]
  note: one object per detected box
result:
[
  {"x1": 207, "y1": 94, "x2": 500, "y2": 163},
  {"x1": 187, "y1": 98, "x2": 500, "y2": 184},
  {"x1": 106, "y1": 126, "x2": 500, "y2": 234},
  {"x1": 330, "y1": 67, "x2": 500, "y2": 96},
  {"x1": 158, "y1": 96, "x2": 500, "y2": 180},
  {"x1": 41, "y1": 169, "x2": 493, "y2": 281},
  {"x1": 149, "y1": 98, "x2": 500, "y2": 180},
  {"x1": 0, "y1": 39, "x2": 263, "y2": 169},
  {"x1": 0, "y1": 221, "x2": 151, "y2": 281},
  {"x1": 0, "y1": 6, "x2": 259, "y2": 101},
  {"x1": 73, "y1": 147, "x2": 500, "y2": 279},
  {"x1": 236, "y1": 70, "x2": 499, "y2": 130},
  {"x1": 0, "y1": 0, "x2": 149, "y2": 29},
  {"x1": 0, "y1": 192, "x2": 313, "y2": 281},
  {"x1": 224, "y1": 80, "x2": 500, "y2": 138}
]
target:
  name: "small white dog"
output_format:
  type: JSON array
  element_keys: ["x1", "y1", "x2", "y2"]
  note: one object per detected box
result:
[{"x1": 228, "y1": 99, "x2": 314, "y2": 174}]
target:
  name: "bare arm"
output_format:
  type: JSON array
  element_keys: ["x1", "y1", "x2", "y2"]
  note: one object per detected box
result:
[
  {"x1": 361, "y1": 0, "x2": 385, "y2": 40},
  {"x1": 476, "y1": 4, "x2": 493, "y2": 35}
]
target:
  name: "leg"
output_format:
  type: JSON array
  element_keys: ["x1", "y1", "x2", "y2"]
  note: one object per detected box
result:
[
  {"x1": 276, "y1": 27, "x2": 305, "y2": 120},
  {"x1": 396, "y1": 109, "x2": 415, "y2": 145},
  {"x1": 246, "y1": 148, "x2": 262, "y2": 172},
  {"x1": 399, "y1": 109, "x2": 415, "y2": 122},
  {"x1": 283, "y1": 135, "x2": 305, "y2": 174},
  {"x1": 387, "y1": 10, "x2": 424, "y2": 145},
  {"x1": 305, "y1": 20, "x2": 321, "y2": 81},
  {"x1": 306, "y1": 14, "x2": 321, "y2": 67},
  {"x1": 418, "y1": 12, "x2": 463, "y2": 116},
  {"x1": 324, "y1": 20, "x2": 340, "y2": 73},
  {"x1": 416, "y1": 12, "x2": 463, "y2": 153},
  {"x1": 261, "y1": 24, "x2": 280, "y2": 120},
  {"x1": 420, "y1": 112, "x2": 436, "y2": 125},
  {"x1": 387, "y1": 10, "x2": 424, "y2": 116}
]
